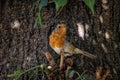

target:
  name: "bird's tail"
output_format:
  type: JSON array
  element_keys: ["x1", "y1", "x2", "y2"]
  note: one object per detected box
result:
[{"x1": 74, "y1": 48, "x2": 97, "y2": 59}]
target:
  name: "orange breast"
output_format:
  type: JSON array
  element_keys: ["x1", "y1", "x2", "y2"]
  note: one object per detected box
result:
[
  {"x1": 49, "y1": 32, "x2": 65, "y2": 48},
  {"x1": 49, "y1": 26, "x2": 66, "y2": 48}
]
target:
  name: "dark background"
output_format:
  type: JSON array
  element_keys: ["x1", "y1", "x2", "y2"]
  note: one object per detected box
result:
[{"x1": 0, "y1": 0, "x2": 119, "y2": 80}]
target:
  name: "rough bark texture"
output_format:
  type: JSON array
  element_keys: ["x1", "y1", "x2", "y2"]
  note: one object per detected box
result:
[{"x1": 0, "y1": 0, "x2": 119, "y2": 80}]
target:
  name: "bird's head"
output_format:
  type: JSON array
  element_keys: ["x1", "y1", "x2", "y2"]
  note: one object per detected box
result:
[{"x1": 54, "y1": 24, "x2": 67, "y2": 36}]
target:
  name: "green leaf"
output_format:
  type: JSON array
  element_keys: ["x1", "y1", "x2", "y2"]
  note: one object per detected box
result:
[
  {"x1": 83, "y1": 0, "x2": 95, "y2": 14},
  {"x1": 54, "y1": 0, "x2": 67, "y2": 12},
  {"x1": 39, "y1": 0, "x2": 48, "y2": 11},
  {"x1": 7, "y1": 70, "x2": 24, "y2": 79},
  {"x1": 37, "y1": 12, "x2": 43, "y2": 30},
  {"x1": 34, "y1": 18, "x2": 38, "y2": 28},
  {"x1": 75, "y1": 71, "x2": 83, "y2": 80},
  {"x1": 7, "y1": 65, "x2": 40, "y2": 79},
  {"x1": 29, "y1": 72, "x2": 36, "y2": 80}
]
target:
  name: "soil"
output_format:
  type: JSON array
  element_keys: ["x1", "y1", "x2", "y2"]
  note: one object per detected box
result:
[{"x1": 0, "y1": 0, "x2": 120, "y2": 80}]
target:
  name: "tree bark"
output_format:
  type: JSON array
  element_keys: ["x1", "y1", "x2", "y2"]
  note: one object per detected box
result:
[{"x1": 0, "y1": 0, "x2": 119, "y2": 80}]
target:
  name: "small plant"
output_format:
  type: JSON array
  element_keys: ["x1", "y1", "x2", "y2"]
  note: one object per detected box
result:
[
  {"x1": 7, "y1": 50, "x2": 96, "y2": 80},
  {"x1": 31, "y1": 0, "x2": 67, "y2": 29},
  {"x1": 53, "y1": 0, "x2": 67, "y2": 12},
  {"x1": 31, "y1": 0, "x2": 96, "y2": 29},
  {"x1": 7, "y1": 64, "x2": 48, "y2": 80},
  {"x1": 7, "y1": 65, "x2": 94, "y2": 80}
]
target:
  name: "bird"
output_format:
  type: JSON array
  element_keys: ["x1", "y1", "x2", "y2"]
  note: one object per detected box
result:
[{"x1": 49, "y1": 24, "x2": 97, "y2": 59}]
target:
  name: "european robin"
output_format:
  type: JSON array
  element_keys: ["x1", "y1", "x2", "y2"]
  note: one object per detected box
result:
[{"x1": 49, "y1": 24, "x2": 96, "y2": 59}]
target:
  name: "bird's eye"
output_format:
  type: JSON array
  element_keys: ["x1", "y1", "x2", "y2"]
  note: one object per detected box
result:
[{"x1": 57, "y1": 25, "x2": 61, "y2": 28}]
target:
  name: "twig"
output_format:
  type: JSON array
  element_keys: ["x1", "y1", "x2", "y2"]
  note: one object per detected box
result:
[
  {"x1": 55, "y1": 7, "x2": 64, "y2": 18},
  {"x1": 60, "y1": 50, "x2": 64, "y2": 70},
  {"x1": 45, "y1": 51, "x2": 56, "y2": 67}
]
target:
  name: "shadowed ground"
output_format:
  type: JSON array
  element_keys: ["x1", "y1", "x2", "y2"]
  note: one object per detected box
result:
[{"x1": 0, "y1": 0, "x2": 119, "y2": 80}]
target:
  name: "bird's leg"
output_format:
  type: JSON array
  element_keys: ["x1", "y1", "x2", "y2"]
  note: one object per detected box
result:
[{"x1": 60, "y1": 49, "x2": 64, "y2": 70}]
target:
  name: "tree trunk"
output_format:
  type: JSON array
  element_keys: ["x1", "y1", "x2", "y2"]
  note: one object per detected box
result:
[{"x1": 0, "y1": 0, "x2": 119, "y2": 80}]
